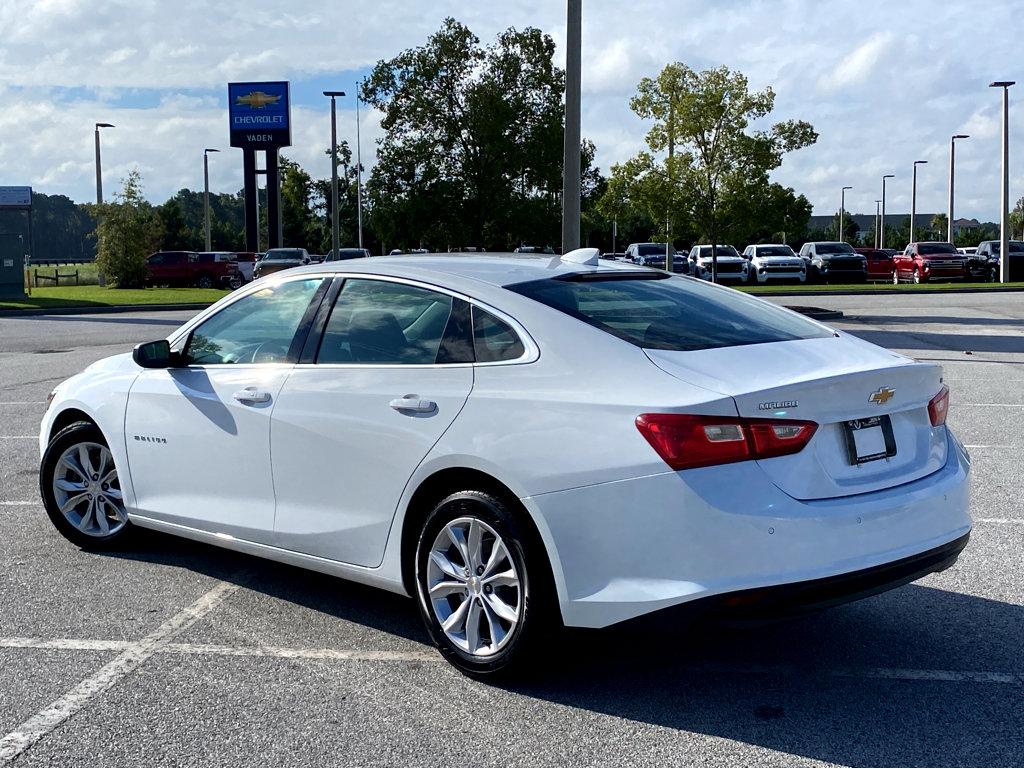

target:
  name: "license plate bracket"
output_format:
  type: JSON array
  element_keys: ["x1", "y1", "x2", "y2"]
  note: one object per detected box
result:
[{"x1": 843, "y1": 415, "x2": 897, "y2": 465}]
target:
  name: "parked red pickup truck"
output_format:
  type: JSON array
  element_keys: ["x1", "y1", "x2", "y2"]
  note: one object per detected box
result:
[
  {"x1": 892, "y1": 242, "x2": 967, "y2": 284},
  {"x1": 145, "y1": 251, "x2": 243, "y2": 289},
  {"x1": 855, "y1": 248, "x2": 896, "y2": 281}
]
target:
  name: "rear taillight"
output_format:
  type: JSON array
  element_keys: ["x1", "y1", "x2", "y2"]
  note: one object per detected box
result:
[
  {"x1": 928, "y1": 384, "x2": 949, "y2": 427},
  {"x1": 635, "y1": 414, "x2": 818, "y2": 471}
]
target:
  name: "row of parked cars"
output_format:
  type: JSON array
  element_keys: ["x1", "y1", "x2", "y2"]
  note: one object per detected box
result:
[
  {"x1": 610, "y1": 239, "x2": 1023, "y2": 283},
  {"x1": 144, "y1": 247, "x2": 375, "y2": 288}
]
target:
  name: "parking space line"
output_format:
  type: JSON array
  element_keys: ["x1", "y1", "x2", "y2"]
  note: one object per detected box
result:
[
  {"x1": 0, "y1": 502, "x2": 36, "y2": 506},
  {"x1": 975, "y1": 518, "x2": 1024, "y2": 524},
  {"x1": 159, "y1": 642, "x2": 440, "y2": 662},
  {"x1": 0, "y1": 436, "x2": 36, "y2": 439},
  {"x1": 0, "y1": 402, "x2": 46, "y2": 406},
  {"x1": 0, "y1": 575, "x2": 247, "y2": 765},
  {"x1": 0, "y1": 638, "x2": 132, "y2": 652}
]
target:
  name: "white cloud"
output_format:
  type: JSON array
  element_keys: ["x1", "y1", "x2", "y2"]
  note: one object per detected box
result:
[{"x1": 0, "y1": 0, "x2": 1021, "y2": 221}]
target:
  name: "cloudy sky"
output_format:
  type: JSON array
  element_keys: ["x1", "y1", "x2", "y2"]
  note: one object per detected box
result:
[{"x1": 1, "y1": 0, "x2": 1021, "y2": 219}]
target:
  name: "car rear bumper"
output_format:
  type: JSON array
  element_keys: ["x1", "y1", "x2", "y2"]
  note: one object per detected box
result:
[{"x1": 525, "y1": 430, "x2": 971, "y2": 628}]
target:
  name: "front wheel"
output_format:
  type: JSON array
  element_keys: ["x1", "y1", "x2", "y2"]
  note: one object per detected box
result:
[
  {"x1": 892, "y1": 269, "x2": 900, "y2": 285},
  {"x1": 40, "y1": 422, "x2": 134, "y2": 549},
  {"x1": 913, "y1": 268, "x2": 923, "y2": 284},
  {"x1": 414, "y1": 491, "x2": 555, "y2": 678},
  {"x1": 195, "y1": 273, "x2": 214, "y2": 289}
]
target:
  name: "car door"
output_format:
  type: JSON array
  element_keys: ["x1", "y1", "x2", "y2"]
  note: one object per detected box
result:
[
  {"x1": 125, "y1": 276, "x2": 327, "y2": 541},
  {"x1": 270, "y1": 276, "x2": 475, "y2": 567}
]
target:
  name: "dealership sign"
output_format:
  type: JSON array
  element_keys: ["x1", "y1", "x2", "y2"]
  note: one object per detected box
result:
[
  {"x1": 228, "y1": 81, "x2": 291, "y2": 149},
  {"x1": 0, "y1": 186, "x2": 32, "y2": 208}
]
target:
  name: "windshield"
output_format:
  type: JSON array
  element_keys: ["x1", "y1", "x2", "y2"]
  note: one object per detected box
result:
[
  {"x1": 989, "y1": 241, "x2": 1024, "y2": 255},
  {"x1": 636, "y1": 244, "x2": 674, "y2": 256},
  {"x1": 508, "y1": 275, "x2": 831, "y2": 352},
  {"x1": 919, "y1": 243, "x2": 958, "y2": 255},
  {"x1": 756, "y1": 246, "x2": 796, "y2": 257},
  {"x1": 816, "y1": 243, "x2": 857, "y2": 255},
  {"x1": 698, "y1": 246, "x2": 739, "y2": 258},
  {"x1": 265, "y1": 249, "x2": 305, "y2": 261}
]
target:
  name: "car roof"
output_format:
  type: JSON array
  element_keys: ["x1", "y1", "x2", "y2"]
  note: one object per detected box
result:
[{"x1": 280, "y1": 252, "x2": 647, "y2": 288}]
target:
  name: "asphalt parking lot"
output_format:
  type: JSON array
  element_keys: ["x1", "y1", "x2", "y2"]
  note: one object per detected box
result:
[{"x1": 0, "y1": 293, "x2": 1022, "y2": 767}]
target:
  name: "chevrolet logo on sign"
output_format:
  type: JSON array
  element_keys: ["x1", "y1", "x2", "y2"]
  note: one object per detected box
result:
[
  {"x1": 235, "y1": 91, "x2": 282, "y2": 109},
  {"x1": 869, "y1": 387, "x2": 895, "y2": 405}
]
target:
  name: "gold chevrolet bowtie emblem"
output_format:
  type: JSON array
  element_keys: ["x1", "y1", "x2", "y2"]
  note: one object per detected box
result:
[
  {"x1": 235, "y1": 91, "x2": 281, "y2": 109},
  {"x1": 869, "y1": 387, "x2": 895, "y2": 405}
]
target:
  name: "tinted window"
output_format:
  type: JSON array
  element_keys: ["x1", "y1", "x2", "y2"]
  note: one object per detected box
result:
[
  {"x1": 473, "y1": 307, "x2": 525, "y2": 363},
  {"x1": 317, "y1": 279, "x2": 454, "y2": 364},
  {"x1": 756, "y1": 246, "x2": 796, "y2": 257},
  {"x1": 636, "y1": 244, "x2": 674, "y2": 256},
  {"x1": 265, "y1": 249, "x2": 305, "y2": 261},
  {"x1": 184, "y1": 278, "x2": 322, "y2": 365},
  {"x1": 698, "y1": 246, "x2": 739, "y2": 258},
  {"x1": 919, "y1": 243, "x2": 958, "y2": 255},
  {"x1": 508, "y1": 275, "x2": 832, "y2": 352},
  {"x1": 816, "y1": 243, "x2": 857, "y2": 255}
]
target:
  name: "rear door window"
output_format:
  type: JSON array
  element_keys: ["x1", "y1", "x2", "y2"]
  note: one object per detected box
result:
[{"x1": 472, "y1": 307, "x2": 525, "y2": 363}]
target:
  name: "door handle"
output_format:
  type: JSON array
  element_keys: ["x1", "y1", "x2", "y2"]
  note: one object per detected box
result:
[
  {"x1": 232, "y1": 387, "x2": 272, "y2": 404},
  {"x1": 389, "y1": 395, "x2": 436, "y2": 413}
]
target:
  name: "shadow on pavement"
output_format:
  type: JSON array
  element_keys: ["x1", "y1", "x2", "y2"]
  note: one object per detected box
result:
[
  {"x1": 100, "y1": 533, "x2": 1024, "y2": 766},
  {"x1": 847, "y1": 328, "x2": 1024, "y2": 355}
]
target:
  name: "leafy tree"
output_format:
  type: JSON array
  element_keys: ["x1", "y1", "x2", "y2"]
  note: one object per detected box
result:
[
  {"x1": 280, "y1": 156, "x2": 324, "y2": 249},
  {"x1": 1010, "y1": 196, "x2": 1024, "y2": 240},
  {"x1": 94, "y1": 170, "x2": 161, "y2": 288},
  {"x1": 157, "y1": 198, "x2": 194, "y2": 250},
  {"x1": 605, "y1": 63, "x2": 817, "y2": 277},
  {"x1": 930, "y1": 213, "x2": 948, "y2": 240},
  {"x1": 362, "y1": 18, "x2": 591, "y2": 250}
]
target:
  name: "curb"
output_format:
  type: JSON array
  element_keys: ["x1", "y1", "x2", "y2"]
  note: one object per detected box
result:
[
  {"x1": 746, "y1": 286, "x2": 1024, "y2": 297},
  {"x1": 0, "y1": 303, "x2": 213, "y2": 318},
  {"x1": 786, "y1": 306, "x2": 845, "y2": 321}
]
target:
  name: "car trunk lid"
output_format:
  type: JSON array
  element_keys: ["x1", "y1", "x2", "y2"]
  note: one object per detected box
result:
[{"x1": 645, "y1": 335, "x2": 948, "y2": 500}]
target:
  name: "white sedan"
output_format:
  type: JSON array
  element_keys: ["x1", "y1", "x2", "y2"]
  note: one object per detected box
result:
[{"x1": 39, "y1": 250, "x2": 972, "y2": 677}]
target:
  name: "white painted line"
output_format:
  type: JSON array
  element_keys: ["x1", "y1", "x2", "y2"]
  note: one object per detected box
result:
[
  {"x1": 0, "y1": 401, "x2": 46, "y2": 405},
  {"x1": 0, "y1": 501, "x2": 36, "y2": 506},
  {"x1": 0, "y1": 436, "x2": 35, "y2": 439},
  {"x1": 957, "y1": 403, "x2": 1024, "y2": 407},
  {"x1": 964, "y1": 444, "x2": 1018, "y2": 449},
  {"x1": 0, "y1": 576, "x2": 245, "y2": 765},
  {"x1": 0, "y1": 638, "x2": 131, "y2": 652},
  {"x1": 160, "y1": 642, "x2": 440, "y2": 662},
  {"x1": 975, "y1": 518, "x2": 1024, "y2": 524}
]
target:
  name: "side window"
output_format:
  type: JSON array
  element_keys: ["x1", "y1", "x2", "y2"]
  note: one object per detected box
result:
[
  {"x1": 148, "y1": 254, "x2": 163, "y2": 265},
  {"x1": 184, "y1": 278, "x2": 322, "y2": 365},
  {"x1": 472, "y1": 306, "x2": 525, "y2": 363},
  {"x1": 317, "y1": 279, "x2": 454, "y2": 365}
]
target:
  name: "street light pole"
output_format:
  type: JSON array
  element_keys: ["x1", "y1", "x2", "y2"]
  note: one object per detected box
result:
[
  {"x1": 323, "y1": 90, "x2": 346, "y2": 260},
  {"x1": 203, "y1": 148, "x2": 220, "y2": 251},
  {"x1": 990, "y1": 81, "x2": 1015, "y2": 283},
  {"x1": 94, "y1": 123, "x2": 114, "y2": 204},
  {"x1": 881, "y1": 175, "x2": 894, "y2": 250},
  {"x1": 948, "y1": 134, "x2": 969, "y2": 244},
  {"x1": 561, "y1": 0, "x2": 582, "y2": 254},
  {"x1": 911, "y1": 160, "x2": 927, "y2": 243},
  {"x1": 874, "y1": 200, "x2": 882, "y2": 249},
  {"x1": 355, "y1": 82, "x2": 364, "y2": 251},
  {"x1": 840, "y1": 186, "x2": 852, "y2": 242}
]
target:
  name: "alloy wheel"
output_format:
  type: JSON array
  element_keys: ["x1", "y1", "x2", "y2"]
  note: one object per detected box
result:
[
  {"x1": 425, "y1": 516, "x2": 522, "y2": 657},
  {"x1": 51, "y1": 442, "x2": 127, "y2": 537}
]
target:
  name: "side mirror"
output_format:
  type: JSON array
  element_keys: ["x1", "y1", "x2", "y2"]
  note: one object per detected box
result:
[{"x1": 133, "y1": 339, "x2": 171, "y2": 369}]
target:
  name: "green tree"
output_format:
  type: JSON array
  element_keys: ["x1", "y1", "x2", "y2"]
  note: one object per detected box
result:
[
  {"x1": 157, "y1": 198, "x2": 194, "y2": 250},
  {"x1": 605, "y1": 63, "x2": 817, "y2": 274},
  {"x1": 362, "y1": 18, "x2": 586, "y2": 250},
  {"x1": 930, "y1": 213, "x2": 949, "y2": 240},
  {"x1": 94, "y1": 170, "x2": 161, "y2": 288},
  {"x1": 279, "y1": 156, "x2": 322, "y2": 249},
  {"x1": 1010, "y1": 196, "x2": 1024, "y2": 240}
]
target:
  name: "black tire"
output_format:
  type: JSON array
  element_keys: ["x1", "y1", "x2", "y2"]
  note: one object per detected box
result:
[
  {"x1": 195, "y1": 273, "x2": 214, "y2": 289},
  {"x1": 413, "y1": 490, "x2": 557, "y2": 679},
  {"x1": 913, "y1": 268, "x2": 923, "y2": 284},
  {"x1": 40, "y1": 422, "x2": 135, "y2": 550}
]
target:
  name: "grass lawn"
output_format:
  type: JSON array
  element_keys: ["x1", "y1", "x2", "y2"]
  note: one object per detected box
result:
[
  {"x1": 741, "y1": 281, "x2": 1024, "y2": 294},
  {"x1": 27, "y1": 262, "x2": 102, "y2": 287},
  {"x1": 0, "y1": 285, "x2": 230, "y2": 311}
]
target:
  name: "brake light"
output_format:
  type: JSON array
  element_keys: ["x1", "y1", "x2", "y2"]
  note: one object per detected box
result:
[
  {"x1": 635, "y1": 414, "x2": 818, "y2": 471},
  {"x1": 928, "y1": 384, "x2": 949, "y2": 427}
]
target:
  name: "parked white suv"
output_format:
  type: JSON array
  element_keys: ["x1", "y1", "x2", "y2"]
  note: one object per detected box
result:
[
  {"x1": 687, "y1": 245, "x2": 749, "y2": 282},
  {"x1": 742, "y1": 244, "x2": 807, "y2": 283}
]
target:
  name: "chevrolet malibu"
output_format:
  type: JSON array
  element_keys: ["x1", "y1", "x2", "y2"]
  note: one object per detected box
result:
[{"x1": 39, "y1": 250, "x2": 971, "y2": 677}]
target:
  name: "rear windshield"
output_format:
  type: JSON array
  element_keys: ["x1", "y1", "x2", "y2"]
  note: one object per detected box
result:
[
  {"x1": 756, "y1": 246, "x2": 795, "y2": 257},
  {"x1": 636, "y1": 244, "x2": 674, "y2": 256},
  {"x1": 265, "y1": 249, "x2": 305, "y2": 260},
  {"x1": 989, "y1": 241, "x2": 1024, "y2": 255},
  {"x1": 816, "y1": 243, "x2": 856, "y2": 255},
  {"x1": 698, "y1": 246, "x2": 739, "y2": 258},
  {"x1": 507, "y1": 275, "x2": 832, "y2": 352},
  {"x1": 919, "y1": 243, "x2": 958, "y2": 255}
]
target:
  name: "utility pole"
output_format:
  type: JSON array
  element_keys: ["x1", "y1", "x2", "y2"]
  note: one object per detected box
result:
[
  {"x1": 94, "y1": 123, "x2": 114, "y2": 204},
  {"x1": 323, "y1": 90, "x2": 346, "y2": 260},
  {"x1": 356, "y1": 81, "x2": 365, "y2": 251},
  {"x1": 203, "y1": 148, "x2": 219, "y2": 251},
  {"x1": 948, "y1": 134, "x2": 969, "y2": 244},
  {"x1": 874, "y1": 200, "x2": 881, "y2": 249},
  {"x1": 911, "y1": 160, "x2": 927, "y2": 244},
  {"x1": 561, "y1": 0, "x2": 582, "y2": 253},
  {"x1": 840, "y1": 186, "x2": 852, "y2": 242},
  {"x1": 990, "y1": 81, "x2": 1015, "y2": 283},
  {"x1": 881, "y1": 175, "x2": 894, "y2": 250}
]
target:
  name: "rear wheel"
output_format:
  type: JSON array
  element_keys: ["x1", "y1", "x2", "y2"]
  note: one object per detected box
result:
[
  {"x1": 40, "y1": 422, "x2": 133, "y2": 549},
  {"x1": 913, "y1": 268, "x2": 923, "y2": 284},
  {"x1": 195, "y1": 273, "x2": 214, "y2": 289},
  {"x1": 414, "y1": 490, "x2": 555, "y2": 678},
  {"x1": 892, "y1": 269, "x2": 900, "y2": 285}
]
